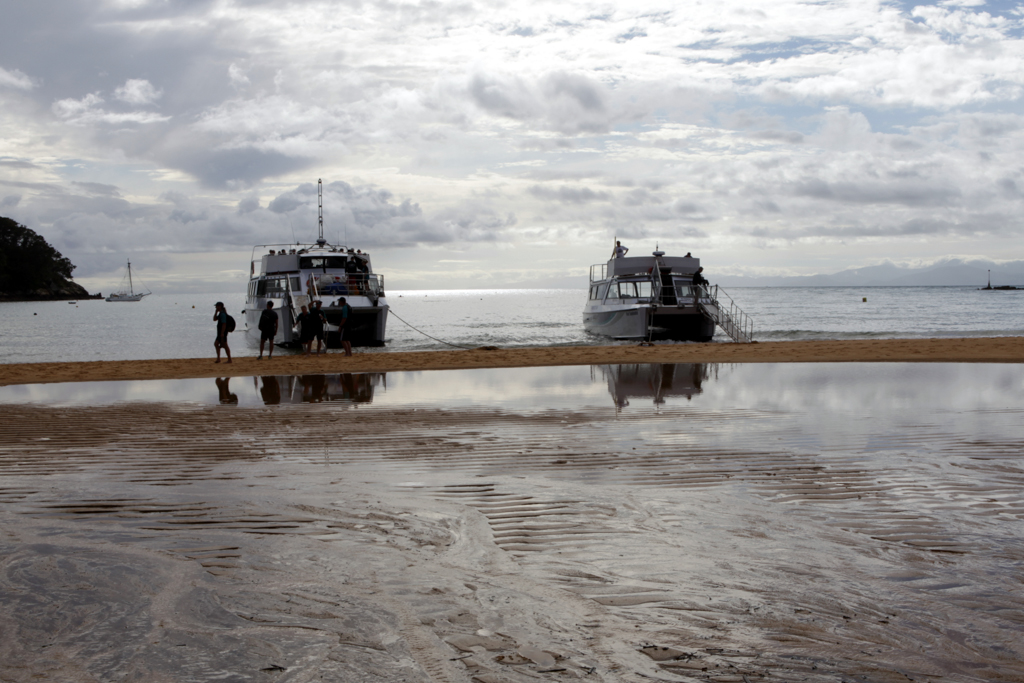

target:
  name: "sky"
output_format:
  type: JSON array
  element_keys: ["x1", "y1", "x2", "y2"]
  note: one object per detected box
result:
[{"x1": 2, "y1": 0, "x2": 1024, "y2": 293}]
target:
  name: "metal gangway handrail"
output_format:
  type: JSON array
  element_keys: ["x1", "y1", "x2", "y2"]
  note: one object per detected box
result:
[{"x1": 697, "y1": 284, "x2": 754, "y2": 343}]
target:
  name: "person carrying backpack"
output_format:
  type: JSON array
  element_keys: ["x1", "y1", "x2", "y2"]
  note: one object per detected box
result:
[{"x1": 213, "y1": 301, "x2": 232, "y2": 364}]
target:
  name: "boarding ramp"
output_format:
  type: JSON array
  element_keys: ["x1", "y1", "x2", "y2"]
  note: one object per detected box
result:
[
  {"x1": 697, "y1": 285, "x2": 754, "y2": 343},
  {"x1": 286, "y1": 279, "x2": 310, "y2": 324}
]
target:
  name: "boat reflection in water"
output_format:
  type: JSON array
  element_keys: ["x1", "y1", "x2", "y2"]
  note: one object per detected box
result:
[
  {"x1": 597, "y1": 363, "x2": 715, "y2": 409},
  {"x1": 249, "y1": 373, "x2": 385, "y2": 405}
]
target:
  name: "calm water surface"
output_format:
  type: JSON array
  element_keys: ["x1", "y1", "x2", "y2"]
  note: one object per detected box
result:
[{"x1": 0, "y1": 286, "x2": 1021, "y2": 364}]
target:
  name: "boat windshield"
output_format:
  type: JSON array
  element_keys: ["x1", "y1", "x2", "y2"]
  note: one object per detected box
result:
[
  {"x1": 675, "y1": 284, "x2": 695, "y2": 299},
  {"x1": 614, "y1": 281, "x2": 653, "y2": 299}
]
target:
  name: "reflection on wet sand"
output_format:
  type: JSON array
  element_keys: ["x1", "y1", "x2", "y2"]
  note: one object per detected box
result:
[
  {"x1": 252, "y1": 372, "x2": 384, "y2": 404},
  {"x1": 598, "y1": 363, "x2": 713, "y2": 408},
  {"x1": 214, "y1": 376, "x2": 239, "y2": 404},
  {"x1": 2, "y1": 365, "x2": 1024, "y2": 682}
]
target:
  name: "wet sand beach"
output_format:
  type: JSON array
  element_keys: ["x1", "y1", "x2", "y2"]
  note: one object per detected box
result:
[
  {"x1": 1, "y1": 354, "x2": 1023, "y2": 682},
  {"x1": 2, "y1": 336, "x2": 1024, "y2": 386}
]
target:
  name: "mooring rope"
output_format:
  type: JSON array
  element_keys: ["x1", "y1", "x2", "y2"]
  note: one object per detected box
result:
[{"x1": 388, "y1": 307, "x2": 475, "y2": 350}]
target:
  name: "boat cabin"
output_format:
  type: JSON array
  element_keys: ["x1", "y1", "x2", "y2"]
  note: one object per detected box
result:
[{"x1": 588, "y1": 253, "x2": 701, "y2": 307}]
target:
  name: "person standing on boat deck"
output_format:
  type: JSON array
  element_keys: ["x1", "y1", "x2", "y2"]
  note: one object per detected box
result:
[
  {"x1": 344, "y1": 251, "x2": 360, "y2": 293},
  {"x1": 257, "y1": 301, "x2": 278, "y2": 360},
  {"x1": 337, "y1": 297, "x2": 353, "y2": 357},
  {"x1": 612, "y1": 241, "x2": 628, "y2": 258},
  {"x1": 692, "y1": 267, "x2": 708, "y2": 291},
  {"x1": 312, "y1": 300, "x2": 327, "y2": 355},
  {"x1": 213, "y1": 302, "x2": 231, "y2": 364}
]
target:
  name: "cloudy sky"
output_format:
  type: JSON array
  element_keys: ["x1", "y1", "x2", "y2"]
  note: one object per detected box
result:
[{"x1": 2, "y1": 0, "x2": 1024, "y2": 292}]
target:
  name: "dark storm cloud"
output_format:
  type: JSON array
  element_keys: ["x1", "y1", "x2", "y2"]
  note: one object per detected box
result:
[{"x1": 167, "y1": 146, "x2": 315, "y2": 190}]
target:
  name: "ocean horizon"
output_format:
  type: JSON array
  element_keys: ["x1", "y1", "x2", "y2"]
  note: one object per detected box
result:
[{"x1": 1, "y1": 285, "x2": 1021, "y2": 366}]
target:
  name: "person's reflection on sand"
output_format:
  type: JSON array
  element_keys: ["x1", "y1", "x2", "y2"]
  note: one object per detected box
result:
[
  {"x1": 215, "y1": 377, "x2": 238, "y2": 404},
  {"x1": 260, "y1": 376, "x2": 281, "y2": 405},
  {"x1": 301, "y1": 375, "x2": 328, "y2": 403},
  {"x1": 339, "y1": 373, "x2": 375, "y2": 403}
]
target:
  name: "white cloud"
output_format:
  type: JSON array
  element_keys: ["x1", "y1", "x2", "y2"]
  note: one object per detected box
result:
[
  {"x1": 114, "y1": 78, "x2": 162, "y2": 105},
  {"x1": 6, "y1": 0, "x2": 1024, "y2": 285},
  {"x1": 0, "y1": 66, "x2": 34, "y2": 90},
  {"x1": 52, "y1": 92, "x2": 170, "y2": 125},
  {"x1": 228, "y1": 64, "x2": 250, "y2": 88}
]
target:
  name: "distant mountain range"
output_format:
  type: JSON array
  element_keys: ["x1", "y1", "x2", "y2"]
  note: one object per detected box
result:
[
  {"x1": 712, "y1": 259, "x2": 1024, "y2": 288},
  {"x1": 508, "y1": 258, "x2": 1024, "y2": 289}
]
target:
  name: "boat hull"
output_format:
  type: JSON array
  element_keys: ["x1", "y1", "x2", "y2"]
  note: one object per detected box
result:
[
  {"x1": 105, "y1": 293, "x2": 148, "y2": 302},
  {"x1": 245, "y1": 298, "x2": 388, "y2": 348},
  {"x1": 583, "y1": 304, "x2": 715, "y2": 342}
]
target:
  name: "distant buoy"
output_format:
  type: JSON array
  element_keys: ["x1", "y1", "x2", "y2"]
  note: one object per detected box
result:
[
  {"x1": 862, "y1": 297, "x2": 867, "y2": 302},
  {"x1": 33, "y1": 312, "x2": 37, "y2": 315},
  {"x1": 192, "y1": 305, "x2": 195, "y2": 308}
]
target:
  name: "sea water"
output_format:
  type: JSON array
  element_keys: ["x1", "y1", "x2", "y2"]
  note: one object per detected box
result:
[{"x1": 0, "y1": 286, "x2": 1021, "y2": 365}]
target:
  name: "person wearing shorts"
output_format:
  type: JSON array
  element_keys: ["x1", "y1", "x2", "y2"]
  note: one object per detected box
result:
[
  {"x1": 337, "y1": 297, "x2": 352, "y2": 357},
  {"x1": 213, "y1": 301, "x2": 231, "y2": 364},
  {"x1": 257, "y1": 301, "x2": 278, "y2": 359}
]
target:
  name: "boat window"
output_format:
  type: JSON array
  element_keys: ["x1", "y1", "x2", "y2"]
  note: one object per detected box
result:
[
  {"x1": 676, "y1": 284, "x2": 694, "y2": 299},
  {"x1": 616, "y1": 282, "x2": 636, "y2": 298},
  {"x1": 291, "y1": 276, "x2": 301, "y2": 292},
  {"x1": 589, "y1": 285, "x2": 599, "y2": 300},
  {"x1": 597, "y1": 283, "x2": 609, "y2": 300},
  {"x1": 636, "y1": 281, "x2": 652, "y2": 298},
  {"x1": 257, "y1": 277, "x2": 288, "y2": 298},
  {"x1": 300, "y1": 256, "x2": 347, "y2": 269}
]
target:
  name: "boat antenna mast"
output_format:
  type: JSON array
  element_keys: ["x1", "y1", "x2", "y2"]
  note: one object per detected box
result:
[
  {"x1": 127, "y1": 259, "x2": 133, "y2": 295},
  {"x1": 316, "y1": 178, "x2": 326, "y2": 247}
]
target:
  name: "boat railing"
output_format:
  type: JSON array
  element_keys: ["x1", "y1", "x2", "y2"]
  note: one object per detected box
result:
[
  {"x1": 697, "y1": 285, "x2": 754, "y2": 343},
  {"x1": 589, "y1": 263, "x2": 607, "y2": 282},
  {"x1": 301, "y1": 273, "x2": 385, "y2": 298}
]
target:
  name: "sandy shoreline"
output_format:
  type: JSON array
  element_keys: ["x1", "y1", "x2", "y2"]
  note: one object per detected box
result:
[{"x1": 1, "y1": 336, "x2": 1023, "y2": 386}]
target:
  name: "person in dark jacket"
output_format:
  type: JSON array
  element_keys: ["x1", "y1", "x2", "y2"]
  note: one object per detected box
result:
[
  {"x1": 337, "y1": 297, "x2": 353, "y2": 357},
  {"x1": 295, "y1": 304, "x2": 313, "y2": 356},
  {"x1": 311, "y1": 300, "x2": 327, "y2": 355},
  {"x1": 257, "y1": 301, "x2": 278, "y2": 360},
  {"x1": 691, "y1": 267, "x2": 708, "y2": 290},
  {"x1": 213, "y1": 301, "x2": 231, "y2": 364}
]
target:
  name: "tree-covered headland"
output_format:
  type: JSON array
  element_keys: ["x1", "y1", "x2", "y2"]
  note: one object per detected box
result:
[{"x1": 0, "y1": 217, "x2": 96, "y2": 300}]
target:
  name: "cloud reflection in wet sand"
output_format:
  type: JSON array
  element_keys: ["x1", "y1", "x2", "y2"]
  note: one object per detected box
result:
[{"x1": 1, "y1": 364, "x2": 1023, "y2": 681}]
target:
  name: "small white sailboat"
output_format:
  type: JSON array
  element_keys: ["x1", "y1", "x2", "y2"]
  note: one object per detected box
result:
[{"x1": 105, "y1": 260, "x2": 151, "y2": 302}]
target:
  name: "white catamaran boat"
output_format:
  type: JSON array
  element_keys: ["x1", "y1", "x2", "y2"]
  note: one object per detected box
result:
[
  {"x1": 105, "y1": 260, "x2": 151, "y2": 302},
  {"x1": 243, "y1": 180, "x2": 388, "y2": 348},
  {"x1": 584, "y1": 246, "x2": 754, "y2": 343}
]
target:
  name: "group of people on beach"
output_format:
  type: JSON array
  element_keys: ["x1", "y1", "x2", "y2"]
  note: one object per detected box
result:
[
  {"x1": 293, "y1": 299, "x2": 352, "y2": 357},
  {"x1": 213, "y1": 298, "x2": 353, "y2": 363}
]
